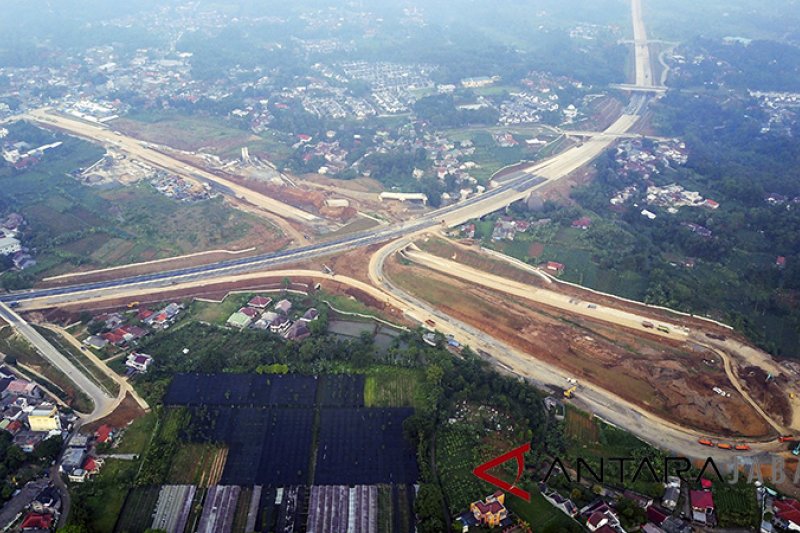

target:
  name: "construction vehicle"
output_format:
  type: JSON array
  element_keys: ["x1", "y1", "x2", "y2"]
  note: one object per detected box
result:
[
  {"x1": 425, "y1": 319, "x2": 436, "y2": 328},
  {"x1": 794, "y1": 442, "x2": 800, "y2": 457},
  {"x1": 698, "y1": 438, "x2": 713, "y2": 447},
  {"x1": 657, "y1": 325, "x2": 670, "y2": 334},
  {"x1": 564, "y1": 386, "x2": 577, "y2": 399},
  {"x1": 717, "y1": 443, "x2": 732, "y2": 450},
  {"x1": 734, "y1": 444, "x2": 751, "y2": 451},
  {"x1": 778, "y1": 435, "x2": 796, "y2": 443},
  {"x1": 127, "y1": 301, "x2": 140, "y2": 309},
  {"x1": 642, "y1": 321, "x2": 654, "y2": 329}
]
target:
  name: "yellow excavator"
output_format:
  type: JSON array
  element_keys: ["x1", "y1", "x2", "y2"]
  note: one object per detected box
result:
[{"x1": 564, "y1": 386, "x2": 577, "y2": 399}]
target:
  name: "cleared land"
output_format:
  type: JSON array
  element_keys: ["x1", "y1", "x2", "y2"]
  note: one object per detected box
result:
[{"x1": 385, "y1": 257, "x2": 771, "y2": 437}]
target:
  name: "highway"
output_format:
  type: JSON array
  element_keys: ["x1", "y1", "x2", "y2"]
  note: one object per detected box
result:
[{"x1": 0, "y1": 303, "x2": 113, "y2": 418}]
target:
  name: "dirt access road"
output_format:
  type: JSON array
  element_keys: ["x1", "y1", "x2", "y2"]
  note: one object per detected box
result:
[
  {"x1": 399, "y1": 247, "x2": 788, "y2": 435},
  {"x1": 25, "y1": 109, "x2": 314, "y2": 243}
]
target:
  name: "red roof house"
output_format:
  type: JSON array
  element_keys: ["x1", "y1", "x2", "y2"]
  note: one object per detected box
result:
[
  {"x1": 20, "y1": 512, "x2": 53, "y2": 530},
  {"x1": 239, "y1": 307, "x2": 259, "y2": 318},
  {"x1": 775, "y1": 499, "x2": 800, "y2": 529},
  {"x1": 546, "y1": 261, "x2": 565, "y2": 273},
  {"x1": 248, "y1": 296, "x2": 273, "y2": 309},
  {"x1": 96, "y1": 424, "x2": 113, "y2": 444},
  {"x1": 690, "y1": 490, "x2": 714, "y2": 512},
  {"x1": 137, "y1": 308, "x2": 154, "y2": 321},
  {"x1": 777, "y1": 256, "x2": 787, "y2": 268},
  {"x1": 700, "y1": 478, "x2": 713, "y2": 490},
  {"x1": 571, "y1": 216, "x2": 592, "y2": 230}
]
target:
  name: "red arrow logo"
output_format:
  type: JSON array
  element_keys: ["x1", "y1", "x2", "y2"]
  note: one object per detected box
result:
[{"x1": 472, "y1": 443, "x2": 531, "y2": 501}]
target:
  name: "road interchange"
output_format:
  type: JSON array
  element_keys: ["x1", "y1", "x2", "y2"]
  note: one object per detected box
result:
[{"x1": 2, "y1": 0, "x2": 793, "y2": 460}]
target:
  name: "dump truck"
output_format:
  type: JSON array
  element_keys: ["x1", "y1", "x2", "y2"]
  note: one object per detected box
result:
[
  {"x1": 642, "y1": 321, "x2": 655, "y2": 329},
  {"x1": 717, "y1": 443, "x2": 732, "y2": 450},
  {"x1": 698, "y1": 438, "x2": 713, "y2": 447},
  {"x1": 734, "y1": 444, "x2": 751, "y2": 451},
  {"x1": 657, "y1": 325, "x2": 670, "y2": 334}
]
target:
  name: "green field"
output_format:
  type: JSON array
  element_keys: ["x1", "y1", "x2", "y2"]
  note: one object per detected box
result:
[
  {"x1": 713, "y1": 481, "x2": 760, "y2": 529},
  {"x1": 0, "y1": 121, "x2": 282, "y2": 286},
  {"x1": 76, "y1": 459, "x2": 138, "y2": 533},
  {"x1": 435, "y1": 426, "x2": 486, "y2": 511},
  {"x1": 364, "y1": 367, "x2": 422, "y2": 408},
  {"x1": 189, "y1": 293, "x2": 251, "y2": 325},
  {"x1": 115, "y1": 412, "x2": 157, "y2": 455},
  {"x1": 507, "y1": 489, "x2": 583, "y2": 533}
]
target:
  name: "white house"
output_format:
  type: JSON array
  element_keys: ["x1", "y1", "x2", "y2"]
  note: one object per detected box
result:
[{"x1": 0, "y1": 236, "x2": 21, "y2": 256}]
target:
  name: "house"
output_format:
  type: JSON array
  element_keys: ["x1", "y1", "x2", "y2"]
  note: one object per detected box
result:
[
  {"x1": 0, "y1": 236, "x2": 21, "y2": 255},
  {"x1": 301, "y1": 308, "x2": 319, "y2": 322},
  {"x1": 470, "y1": 491, "x2": 508, "y2": 527},
  {"x1": 4, "y1": 379, "x2": 39, "y2": 398},
  {"x1": 545, "y1": 261, "x2": 565, "y2": 273},
  {"x1": 59, "y1": 447, "x2": 86, "y2": 473},
  {"x1": 583, "y1": 501, "x2": 623, "y2": 533},
  {"x1": 68, "y1": 433, "x2": 90, "y2": 449},
  {"x1": 14, "y1": 430, "x2": 44, "y2": 452},
  {"x1": 777, "y1": 256, "x2": 787, "y2": 268},
  {"x1": 704, "y1": 199, "x2": 719, "y2": 209},
  {"x1": 226, "y1": 311, "x2": 253, "y2": 329},
  {"x1": 660, "y1": 516, "x2": 692, "y2": 533},
  {"x1": 540, "y1": 484, "x2": 578, "y2": 516},
  {"x1": 125, "y1": 353, "x2": 153, "y2": 373},
  {"x1": 647, "y1": 505, "x2": 669, "y2": 526},
  {"x1": 239, "y1": 307, "x2": 259, "y2": 319},
  {"x1": 95, "y1": 424, "x2": 113, "y2": 444},
  {"x1": 32, "y1": 486, "x2": 60, "y2": 513},
  {"x1": 270, "y1": 316, "x2": 291, "y2": 333},
  {"x1": 662, "y1": 477, "x2": 681, "y2": 510},
  {"x1": 285, "y1": 322, "x2": 311, "y2": 341},
  {"x1": 248, "y1": 296, "x2": 273, "y2": 309},
  {"x1": 774, "y1": 499, "x2": 800, "y2": 531},
  {"x1": 83, "y1": 455, "x2": 103, "y2": 474},
  {"x1": 102, "y1": 331, "x2": 126, "y2": 346},
  {"x1": 121, "y1": 325, "x2": 148, "y2": 340},
  {"x1": 642, "y1": 524, "x2": 665, "y2": 533},
  {"x1": 689, "y1": 490, "x2": 714, "y2": 524},
  {"x1": 572, "y1": 216, "x2": 592, "y2": 230},
  {"x1": 262, "y1": 311, "x2": 279, "y2": 324},
  {"x1": 28, "y1": 404, "x2": 60, "y2": 432},
  {"x1": 83, "y1": 335, "x2": 108, "y2": 350},
  {"x1": 137, "y1": 308, "x2": 154, "y2": 321},
  {"x1": 20, "y1": 512, "x2": 54, "y2": 531},
  {"x1": 623, "y1": 490, "x2": 653, "y2": 509},
  {"x1": 68, "y1": 468, "x2": 88, "y2": 483},
  {"x1": 274, "y1": 299, "x2": 293, "y2": 315}
]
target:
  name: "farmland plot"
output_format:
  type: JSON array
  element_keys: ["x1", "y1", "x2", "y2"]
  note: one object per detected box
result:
[
  {"x1": 315, "y1": 408, "x2": 418, "y2": 485},
  {"x1": 318, "y1": 374, "x2": 365, "y2": 407},
  {"x1": 164, "y1": 373, "x2": 318, "y2": 407},
  {"x1": 307, "y1": 485, "x2": 378, "y2": 533},
  {"x1": 197, "y1": 485, "x2": 241, "y2": 533},
  {"x1": 151, "y1": 484, "x2": 196, "y2": 533}
]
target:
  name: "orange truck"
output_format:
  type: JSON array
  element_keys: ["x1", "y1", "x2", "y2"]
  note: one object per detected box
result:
[
  {"x1": 717, "y1": 443, "x2": 732, "y2": 450},
  {"x1": 698, "y1": 438, "x2": 713, "y2": 447},
  {"x1": 734, "y1": 444, "x2": 751, "y2": 451}
]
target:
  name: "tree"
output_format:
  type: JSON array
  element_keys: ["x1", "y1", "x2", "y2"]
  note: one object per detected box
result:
[
  {"x1": 33, "y1": 436, "x2": 63, "y2": 464},
  {"x1": 415, "y1": 483, "x2": 447, "y2": 533}
]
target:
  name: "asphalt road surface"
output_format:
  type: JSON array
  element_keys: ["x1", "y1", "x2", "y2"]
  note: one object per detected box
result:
[{"x1": 0, "y1": 302, "x2": 113, "y2": 418}]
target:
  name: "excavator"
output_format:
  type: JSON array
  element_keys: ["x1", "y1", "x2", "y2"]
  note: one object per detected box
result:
[{"x1": 563, "y1": 386, "x2": 577, "y2": 399}]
